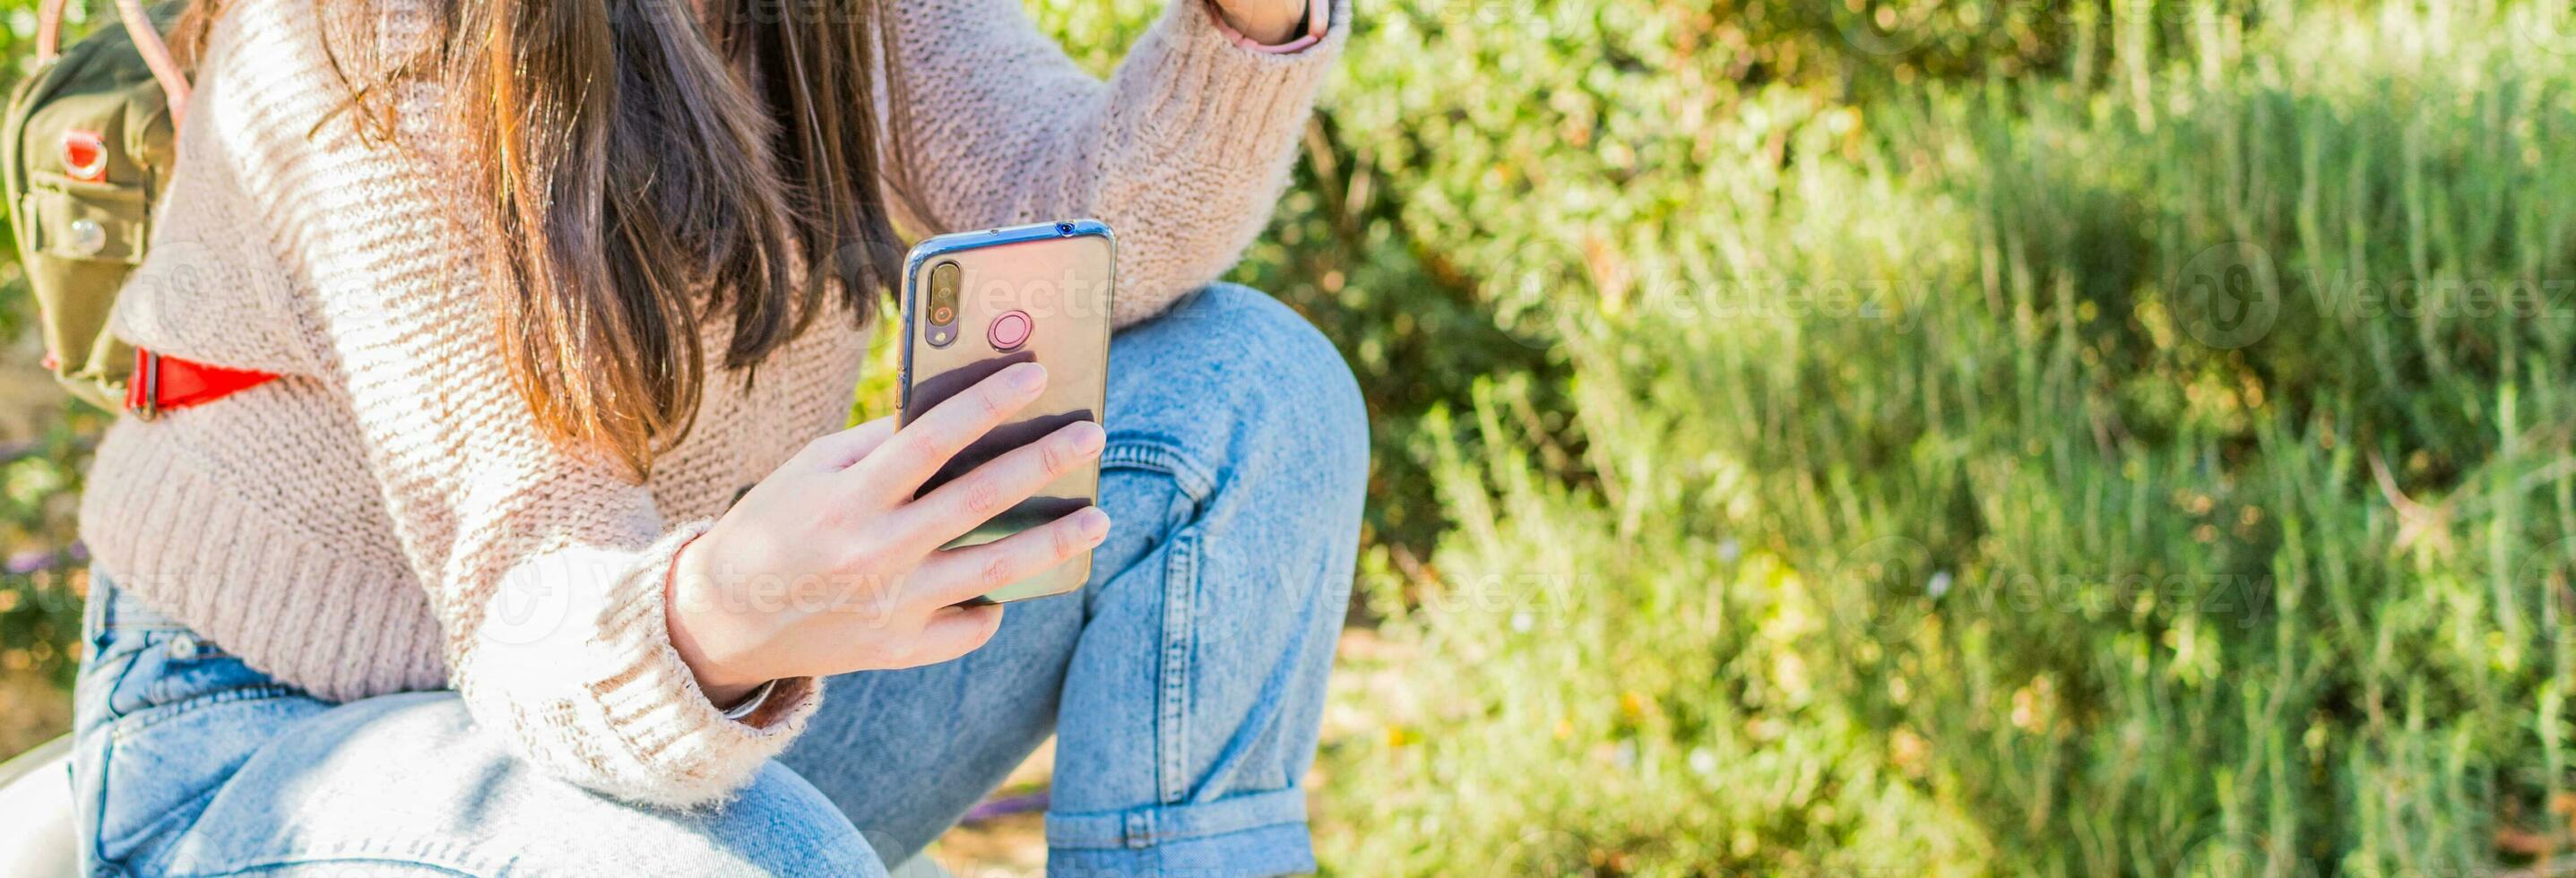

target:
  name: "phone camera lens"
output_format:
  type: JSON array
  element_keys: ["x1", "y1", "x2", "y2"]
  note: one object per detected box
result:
[
  {"x1": 929, "y1": 261, "x2": 961, "y2": 326},
  {"x1": 924, "y1": 261, "x2": 963, "y2": 348},
  {"x1": 1056, "y1": 221, "x2": 1074, "y2": 236}
]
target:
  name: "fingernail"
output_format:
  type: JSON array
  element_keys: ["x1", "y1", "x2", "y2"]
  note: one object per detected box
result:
[
  {"x1": 1069, "y1": 421, "x2": 1106, "y2": 454},
  {"x1": 1077, "y1": 507, "x2": 1111, "y2": 541},
  {"x1": 1011, "y1": 363, "x2": 1048, "y2": 393}
]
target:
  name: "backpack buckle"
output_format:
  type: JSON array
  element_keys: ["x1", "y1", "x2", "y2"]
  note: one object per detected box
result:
[
  {"x1": 120, "y1": 348, "x2": 277, "y2": 419},
  {"x1": 127, "y1": 348, "x2": 160, "y2": 420}
]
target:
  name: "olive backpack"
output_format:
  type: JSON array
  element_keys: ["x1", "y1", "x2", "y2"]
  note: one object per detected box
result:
[{"x1": 4, "y1": 0, "x2": 273, "y2": 417}]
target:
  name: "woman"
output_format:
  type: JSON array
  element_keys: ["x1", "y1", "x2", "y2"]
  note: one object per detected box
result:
[{"x1": 67, "y1": 0, "x2": 1362, "y2": 874}]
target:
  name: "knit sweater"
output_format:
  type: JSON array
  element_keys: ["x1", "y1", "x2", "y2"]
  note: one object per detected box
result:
[{"x1": 79, "y1": 0, "x2": 1343, "y2": 807}]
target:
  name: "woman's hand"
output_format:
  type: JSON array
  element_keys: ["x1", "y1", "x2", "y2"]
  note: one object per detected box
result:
[
  {"x1": 1211, "y1": 0, "x2": 1310, "y2": 45},
  {"x1": 664, "y1": 361, "x2": 1111, "y2": 705}
]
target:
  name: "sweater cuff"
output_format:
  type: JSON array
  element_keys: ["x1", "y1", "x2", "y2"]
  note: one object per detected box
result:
[
  {"x1": 590, "y1": 521, "x2": 824, "y2": 796},
  {"x1": 470, "y1": 521, "x2": 824, "y2": 809},
  {"x1": 1143, "y1": 0, "x2": 1347, "y2": 124}
]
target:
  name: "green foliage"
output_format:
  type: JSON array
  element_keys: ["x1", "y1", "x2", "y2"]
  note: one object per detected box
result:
[{"x1": 1301, "y1": 0, "x2": 2576, "y2": 874}]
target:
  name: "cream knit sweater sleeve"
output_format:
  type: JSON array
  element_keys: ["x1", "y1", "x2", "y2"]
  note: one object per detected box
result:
[
  {"x1": 884, "y1": 0, "x2": 1349, "y2": 326},
  {"x1": 177, "y1": 1, "x2": 818, "y2": 808}
]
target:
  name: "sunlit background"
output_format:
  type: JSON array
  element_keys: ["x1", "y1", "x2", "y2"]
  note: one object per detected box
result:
[{"x1": 6, "y1": 0, "x2": 2576, "y2": 874}]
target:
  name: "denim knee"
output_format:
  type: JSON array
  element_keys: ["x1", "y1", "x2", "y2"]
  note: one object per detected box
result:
[
  {"x1": 1115, "y1": 282, "x2": 1370, "y2": 506},
  {"x1": 1212, "y1": 284, "x2": 1368, "y2": 487},
  {"x1": 682, "y1": 762, "x2": 890, "y2": 878}
]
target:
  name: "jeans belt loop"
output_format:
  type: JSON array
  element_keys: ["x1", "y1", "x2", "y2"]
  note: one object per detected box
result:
[{"x1": 1123, "y1": 811, "x2": 1155, "y2": 848}]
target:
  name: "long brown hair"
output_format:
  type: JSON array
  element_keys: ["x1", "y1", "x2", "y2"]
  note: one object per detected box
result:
[{"x1": 183, "y1": 0, "x2": 910, "y2": 477}]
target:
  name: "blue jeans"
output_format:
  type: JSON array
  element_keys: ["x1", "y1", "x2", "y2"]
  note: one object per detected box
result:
[{"x1": 68, "y1": 284, "x2": 1368, "y2": 877}]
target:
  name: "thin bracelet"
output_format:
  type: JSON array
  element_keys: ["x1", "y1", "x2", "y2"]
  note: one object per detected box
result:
[{"x1": 720, "y1": 678, "x2": 779, "y2": 722}]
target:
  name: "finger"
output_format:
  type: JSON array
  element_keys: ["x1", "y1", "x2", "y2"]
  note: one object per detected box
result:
[
  {"x1": 912, "y1": 506, "x2": 1111, "y2": 607},
  {"x1": 902, "y1": 420, "x2": 1106, "y2": 549},
  {"x1": 850, "y1": 362, "x2": 1048, "y2": 495},
  {"x1": 797, "y1": 417, "x2": 898, "y2": 471},
  {"x1": 883, "y1": 603, "x2": 1006, "y2": 668}
]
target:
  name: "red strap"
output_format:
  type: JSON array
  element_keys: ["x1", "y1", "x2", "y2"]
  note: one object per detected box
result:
[{"x1": 125, "y1": 348, "x2": 278, "y2": 418}]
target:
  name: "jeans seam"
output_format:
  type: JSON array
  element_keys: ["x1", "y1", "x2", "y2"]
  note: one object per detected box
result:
[
  {"x1": 90, "y1": 731, "x2": 120, "y2": 877},
  {"x1": 167, "y1": 855, "x2": 485, "y2": 877},
  {"x1": 177, "y1": 822, "x2": 508, "y2": 876},
  {"x1": 1043, "y1": 788, "x2": 1311, "y2": 849},
  {"x1": 108, "y1": 684, "x2": 306, "y2": 741},
  {"x1": 1158, "y1": 527, "x2": 1201, "y2": 811},
  {"x1": 1101, "y1": 437, "x2": 1215, "y2": 506}
]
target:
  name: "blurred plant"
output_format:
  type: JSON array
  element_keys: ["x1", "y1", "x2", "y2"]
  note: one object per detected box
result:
[
  {"x1": 0, "y1": 0, "x2": 104, "y2": 759},
  {"x1": 1300, "y1": 0, "x2": 2576, "y2": 874}
]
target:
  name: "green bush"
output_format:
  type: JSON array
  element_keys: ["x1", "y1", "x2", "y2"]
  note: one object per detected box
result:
[{"x1": 1305, "y1": 0, "x2": 2576, "y2": 874}]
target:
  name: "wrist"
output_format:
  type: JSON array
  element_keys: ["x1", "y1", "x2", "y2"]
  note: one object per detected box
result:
[
  {"x1": 1211, "y1": 0, "x2": 1307, "y2": 46},
  {"x1": 665, "y1": 534, "x2": 764, "y2": 705}
]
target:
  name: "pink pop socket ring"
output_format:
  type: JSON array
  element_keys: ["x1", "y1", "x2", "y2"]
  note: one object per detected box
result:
[{"x1": 988, "y1": 310, "x2": 1033, "y2": 350}]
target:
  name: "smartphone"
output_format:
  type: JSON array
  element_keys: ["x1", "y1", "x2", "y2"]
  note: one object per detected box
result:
[{"x1": 897, "y1": 220, "x2": 1116, "y2": 604}]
